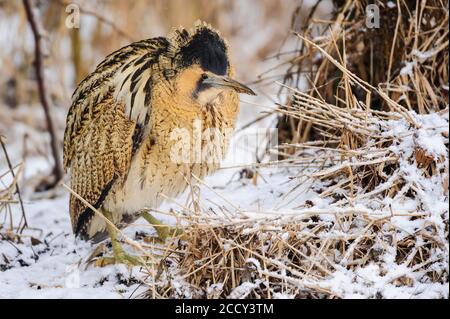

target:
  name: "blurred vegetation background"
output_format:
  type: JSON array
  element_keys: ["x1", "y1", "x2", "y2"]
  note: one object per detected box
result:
[{"x1": 0, "y1": 0, "x2": 312, "y2": 112}]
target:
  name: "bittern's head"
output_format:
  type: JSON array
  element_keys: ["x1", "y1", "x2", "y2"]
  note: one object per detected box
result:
[{"x1": 165, "y1": 21, "x2": 255, "y2": 107}]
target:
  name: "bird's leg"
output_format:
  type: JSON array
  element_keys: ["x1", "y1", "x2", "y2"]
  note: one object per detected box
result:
[
  {"x1": 94, "y1": 210, "x2": 142, "y2": 267},
  {"x1": 140, "y1": 211, "x2": 183, "y2": 241}
]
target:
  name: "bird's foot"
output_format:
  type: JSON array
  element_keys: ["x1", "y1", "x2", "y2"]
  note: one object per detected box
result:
[
  {"x1": 84, "y1": 233, "x2": 146, "y2": 268},
  {"x1": 155, "y1": 226, "x2": 184, "y2": 242},
  {"x1": 93, "y1": 252, "x2": 144, "y2": 267},
  {"x1": 115, "y1": 252, "x2": 143, "y2": 266},
  {"x1": 140, "y1": 211, "x2": 185, "y2": 242}
]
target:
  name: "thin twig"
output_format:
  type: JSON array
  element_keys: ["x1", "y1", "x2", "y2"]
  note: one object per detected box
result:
[
  {"x1": 0, "y1": 136, "x2": 28, "y2": 233},
  {"x1": 22, "y1": 0, "x2": 63, "y2": 188}
]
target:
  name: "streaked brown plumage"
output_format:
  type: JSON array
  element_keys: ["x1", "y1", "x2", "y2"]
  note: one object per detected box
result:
[{"x1": 63, "y1": 21, "x2": 255, "y2": 260}]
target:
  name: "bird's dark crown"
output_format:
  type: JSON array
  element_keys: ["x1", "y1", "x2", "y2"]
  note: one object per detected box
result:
[
  {"x1": 167, "y1": 21, "x2": 230, "y2": 76},
  {"x1": 179, "y1": 28, "x2": 228, "y2": 75}
]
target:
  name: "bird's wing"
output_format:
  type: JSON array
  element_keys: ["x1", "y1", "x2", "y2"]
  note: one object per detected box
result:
[
  {"x1": 67, "y1": 94, "x2": 138, "y2": 237},
  {"x1": 63, "y1": 37, "x2": 169, "y2": 237},
  {"x1": 63, "y1": 37, "x2": 169, "y2": 168}
]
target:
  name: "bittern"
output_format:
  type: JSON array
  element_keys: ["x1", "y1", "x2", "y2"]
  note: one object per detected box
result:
[{"x1": 63, "y1": 21, "x2": 255, "y2": 265}]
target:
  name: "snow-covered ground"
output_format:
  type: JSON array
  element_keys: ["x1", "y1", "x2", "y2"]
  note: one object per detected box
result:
[
  {"x1": 1, "y1": 108, "x2": 448, "y2": 299},
  {"x1": 0, "y1": 149, "x2": 310, "y2": 298}
]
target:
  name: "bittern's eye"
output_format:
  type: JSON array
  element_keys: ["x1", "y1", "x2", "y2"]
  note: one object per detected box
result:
[{"x1": 201, "y1": 73, "x2": 208, "y2": 80}]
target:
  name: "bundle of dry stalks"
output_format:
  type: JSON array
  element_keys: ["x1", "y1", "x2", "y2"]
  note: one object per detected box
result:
[
  {"x1": 0, "y1": 136, "x2": 27, "y2": 240},
  {"x1": 141, "y1": 94, "x2": 447, "y2": 298},
  {"x1": 278, "y1": 0, "x2": 449, "y2": 144},
  {"x1": 139, "y1": 0, "x2": 449, "y2": 299}
]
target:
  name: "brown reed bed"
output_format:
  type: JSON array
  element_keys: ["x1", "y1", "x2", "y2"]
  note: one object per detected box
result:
[{"x1": 278, "y1": 0, "x2": 449, "y2": 145}]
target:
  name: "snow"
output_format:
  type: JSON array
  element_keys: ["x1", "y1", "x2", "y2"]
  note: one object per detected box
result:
[
  {"x1": 387, "y1": 2, "x2": 397, "y2": 9},
  {"x1": 400, "y1": 61, "x2": 415, "y2": 76},
  {"x1": 227, "y1": 281, "x2": 262, "y2": 299},
  {"x1": 401, "y1": 49, "x2": 440, "y2": 77},
  {"x1": 412, "y1": 49, "x2": 438, "y2": 61}
]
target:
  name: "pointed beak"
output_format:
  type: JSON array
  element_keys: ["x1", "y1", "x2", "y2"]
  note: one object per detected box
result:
[{"x1": 203, "y1": 75, "x2": 256, "y2": 96}]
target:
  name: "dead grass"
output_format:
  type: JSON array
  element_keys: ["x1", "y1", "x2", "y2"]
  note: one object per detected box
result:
[
  {"x1": 278, "y1": 0, "x2": 449, "y2": 145},
  {"x1": 0, "y1": 135, "x2": 27, "y2": 241}
]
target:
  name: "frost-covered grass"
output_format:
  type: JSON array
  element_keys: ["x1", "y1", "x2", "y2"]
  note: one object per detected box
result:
[
  {"x1": 0, "y1": 105, "x2": 448, "y2": 299},
  {"x1": 145, "y1": 107, "x2": 448, "y2": 299},
  {"x1": 0, "y1": 146, "x2": 312, "y2": 298}
]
